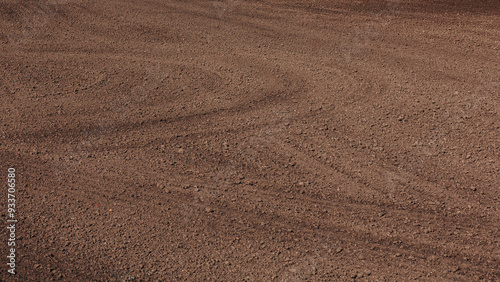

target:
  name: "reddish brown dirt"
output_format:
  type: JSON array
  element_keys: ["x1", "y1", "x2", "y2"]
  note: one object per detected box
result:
[{"x1": 1, "y1": 0, "x2": 499, "y2": 280}]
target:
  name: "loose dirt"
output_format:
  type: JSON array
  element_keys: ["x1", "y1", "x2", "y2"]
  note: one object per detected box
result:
[{"x1": 1, "y1": 0, "x2": 499, "y2": 280}]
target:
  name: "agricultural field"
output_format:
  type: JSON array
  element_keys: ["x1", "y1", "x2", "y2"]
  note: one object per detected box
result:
[{"x1": 1, "y1": 0, "x2": 499, "y2": 280}]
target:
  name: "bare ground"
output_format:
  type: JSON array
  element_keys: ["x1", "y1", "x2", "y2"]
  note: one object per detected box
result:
[{"x1": 1, "y1": 0, "x2": 499, "y2": 280}]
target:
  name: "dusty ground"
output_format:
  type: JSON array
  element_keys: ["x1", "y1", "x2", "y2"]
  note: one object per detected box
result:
[{"x1": 1, "y1": 0, "x2": 499, "y2": 280}]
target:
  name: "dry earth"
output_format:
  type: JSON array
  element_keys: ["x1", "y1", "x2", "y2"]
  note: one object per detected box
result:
[{"x1": 1, "y1": 0, "x2": 499, "y2": 280}]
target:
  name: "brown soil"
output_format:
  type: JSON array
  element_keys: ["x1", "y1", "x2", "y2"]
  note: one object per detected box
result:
[{"x1": 1, "y1": 0, "x2": 499, "y2": 280}]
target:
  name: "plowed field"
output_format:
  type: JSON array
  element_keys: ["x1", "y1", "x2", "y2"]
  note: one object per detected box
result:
[{"x1": 1, "y1": 0, "x2": 499, "y2": 280}]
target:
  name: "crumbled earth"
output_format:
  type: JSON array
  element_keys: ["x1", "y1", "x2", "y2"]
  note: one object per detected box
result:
[{"x1": 1, "y1": 0, "x2": 499, "y2": 280}]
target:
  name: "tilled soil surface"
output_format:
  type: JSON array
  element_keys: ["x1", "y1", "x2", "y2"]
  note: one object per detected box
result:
[{"x1": 1, "y1": 0, "x2": 499, "y2": 280}]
